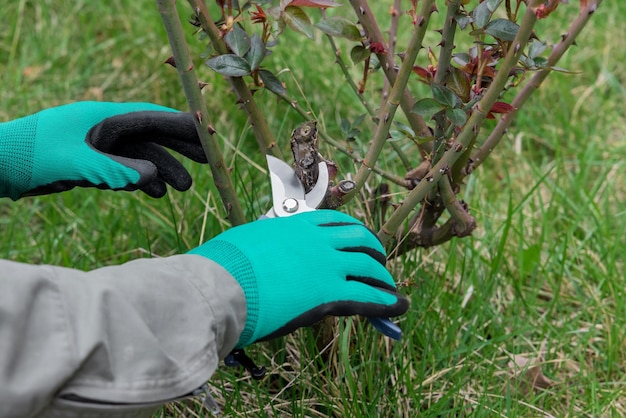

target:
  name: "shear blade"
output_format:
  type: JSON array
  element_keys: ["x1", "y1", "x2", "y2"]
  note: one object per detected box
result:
[{"x1": 266, "y1": 155, "x2": 328, "y2": 217}]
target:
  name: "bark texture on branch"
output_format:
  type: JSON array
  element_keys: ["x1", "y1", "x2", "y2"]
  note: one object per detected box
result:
[{"x1": 288, "y1": 121, "x2": 352, "y2": 209}]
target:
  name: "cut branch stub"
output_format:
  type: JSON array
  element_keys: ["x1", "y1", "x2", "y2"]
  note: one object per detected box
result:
[
  {"x1": 290, "y1": 120, "x2": 322, "y2": 193},
  {"x1": 289, "y1": 120, "x2": 346, "y2": 209}
]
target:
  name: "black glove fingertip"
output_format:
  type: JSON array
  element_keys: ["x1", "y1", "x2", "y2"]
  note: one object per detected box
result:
[{"x1": 140, "y1": 179, "x2": 168, "y2": 198}]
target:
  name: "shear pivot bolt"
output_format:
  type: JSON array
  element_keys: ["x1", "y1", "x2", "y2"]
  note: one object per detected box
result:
[{"x1": 282, "y1": 198, "x2": 299, "y2": 213}]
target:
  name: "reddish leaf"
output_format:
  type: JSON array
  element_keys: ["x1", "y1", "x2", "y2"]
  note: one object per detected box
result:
[
  {"x1": 413, "y1": 65, "x2": 433, "y2": 81},
  {"x1": 487, "y1": 101, "x2": 515, "y2": 119},
  {"x1": 531, "y1": 0, "x2": 561, "y2": 19},
  {"x1": 455, "y1": 48, "x2": 497, "y2": 79},
  {"x1": 250, "y1": 4, "x2": 267, "y2": 24},
  {"x1": 281, "y1": 0, "x2": 341, "y2": 11}
]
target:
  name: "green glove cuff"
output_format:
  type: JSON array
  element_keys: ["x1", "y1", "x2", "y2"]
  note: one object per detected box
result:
[
  {"x1": 0, "y1": 115, "x2": 39, "y2": 200},
  {"x1": 190, "y1": 240, "x2": 258, "y2": 347}
]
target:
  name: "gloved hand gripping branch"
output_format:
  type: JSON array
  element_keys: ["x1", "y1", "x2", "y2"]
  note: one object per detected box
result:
[
  {"x1": 0, "y1": 102, "x2": 207, "y2": 199},
  {"x1": 189, "y1": 210, "x2": 409, "y2": 377}
]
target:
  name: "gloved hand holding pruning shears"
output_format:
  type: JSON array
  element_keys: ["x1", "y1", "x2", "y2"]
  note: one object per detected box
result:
[
  {"x1": 190, "y1": 155, "x2": 408, "y2": 377},
  {"x1": 262, "y1": 155, "x2": 405, "y2": 341}
]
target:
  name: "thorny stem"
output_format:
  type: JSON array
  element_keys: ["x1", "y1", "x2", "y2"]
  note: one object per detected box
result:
[
  {"x1": 432, "y1": 0, "x2": 462, "y2": 164},
  {"x1": 349, "y1": 0, "x2": 433, "y2": 157},
  {"x1": 347, "y1": 0, "x2": 436, "y2": 201},
  {"x1": 187, "y1": 0, "x2": 282, "y2": 158},
  {"x1": 379, "y1": 2, "x2": 540, "y2": 245},
  {"x1": 427, "y1": 0, "x2": 462, "y2": 206},
  {"x1": 381, "y1": 1, "x2": 413, "y2": 170},
  {"x1": 324, "y1": 33, "x2": 411, "y2": 170},
  {"x1": 381, "y1": 0, "x2": 402, "y2": 104},
  {"x1": 156, "y1": 0, "x2": 246, "y2": 225},
  {"x1": 325, "y1": 35, "x2": 377, "y2": 118},
  {"x1": 471, "y1": 0, "x2": 603, "y2": 168}
]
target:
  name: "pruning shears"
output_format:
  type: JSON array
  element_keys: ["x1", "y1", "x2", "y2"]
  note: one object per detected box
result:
[{"x1": 264, "y1": 155, "x2": 402, "y2": 340}]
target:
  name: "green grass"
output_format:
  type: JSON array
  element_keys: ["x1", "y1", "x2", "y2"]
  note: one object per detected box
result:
[{"x1": 2, "y1": 1, "x2": 625, "y2": 416}]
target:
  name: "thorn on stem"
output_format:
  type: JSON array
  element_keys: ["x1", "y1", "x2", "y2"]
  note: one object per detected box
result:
[{"x1": 164, "y1": 56, "x2": 176, "y2": 67}]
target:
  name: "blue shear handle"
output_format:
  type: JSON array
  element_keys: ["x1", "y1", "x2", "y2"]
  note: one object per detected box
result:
[{"x1": 368, "y1": 317, "x2": 402, "y2": 340}]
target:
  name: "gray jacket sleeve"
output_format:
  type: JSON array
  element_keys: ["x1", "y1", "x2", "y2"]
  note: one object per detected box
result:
[{"x1": 0, "y1": 255, "x2": 246, "y2": 418}]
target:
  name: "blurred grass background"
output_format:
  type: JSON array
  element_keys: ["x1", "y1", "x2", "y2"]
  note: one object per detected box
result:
[{"x1": 1, "y1": 1, "x2": 625, "y2": 416}]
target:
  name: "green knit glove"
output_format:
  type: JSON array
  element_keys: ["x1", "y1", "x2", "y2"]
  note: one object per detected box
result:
[
  {"x1": 0, "y1": 101, "x2": 207, "y2": 200},
  {"x1": 188, "y1": 210, "x2": 409, "y2": 348}
]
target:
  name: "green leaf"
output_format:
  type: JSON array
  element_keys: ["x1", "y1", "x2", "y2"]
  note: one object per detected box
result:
[
  {"x1": 412, "y1": 98, "x2": 445, "y2": 119},
  {"x1": 454, "y1": 13, "x2": 471, "y2": 30},
  {"x1": 431, "y1": 84, "x2": 457, "y2": 108},
  {"x1": 350, "y1": 45, "x2": 371, "y2": 65},
  {"x1": 484, "y1": 0, "x2": 502, "y2": 12},
  {"x1": 246, "y1": 34, "x2": 266, "y2": 71},
  {"x1": 484, "y1": 19, "x2": 519, "y2": 41},
  {"x1": 315, "y1": 17, "x2": 363, "y2": 41},
  {"x1": 446, "y1": 108, "x2": 468, "y2": 127},
  {"x1": 224, "y1": 25, "x2": 251, "y2": 57},
  {"x1": 206, "y1": 54, "x2": 251, "y2": 77},
  {"x1": 259, "y1": 69, "x2": 286, "y2": 95},
  {"x1": 472, "y1": 1, "x2": 493, "y2": 29},
  {"x1": 353, "y1": 113, "x2": 367, "y2": 128},
  {"x1": 528, "y1": 40, "x2": 548, "y2": 59},
  {"x1": 415, "y1": 135, "x2": 436, "y2": 145},
  {"x1": 340, "y1": 118, "x2": 351, "y2": 134},
  {"x1": 282, "y1": 6, "x2": 314, "y2": 39}
]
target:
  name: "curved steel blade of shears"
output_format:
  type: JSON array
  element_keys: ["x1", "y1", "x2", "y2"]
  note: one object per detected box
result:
[{"x1": 265, "y1": 155, "x2": 328, "y2": 218}]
